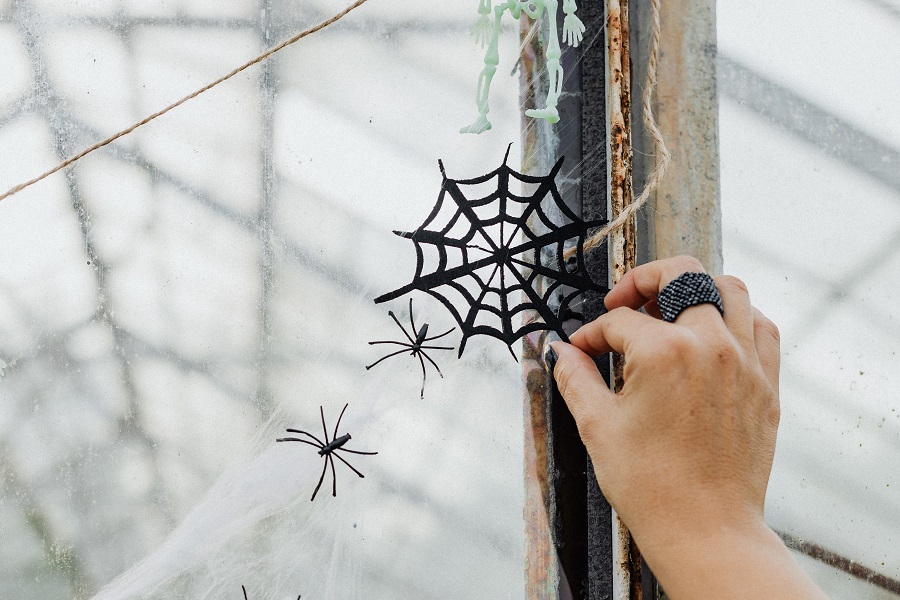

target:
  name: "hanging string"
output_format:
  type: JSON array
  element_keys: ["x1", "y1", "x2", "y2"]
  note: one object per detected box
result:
[
  {"x1": 577, "y1": 0, "x2": 669, "y2": 256},
  {"x1": 0, "y1": 0, "x2": 370, "y2": 204}
]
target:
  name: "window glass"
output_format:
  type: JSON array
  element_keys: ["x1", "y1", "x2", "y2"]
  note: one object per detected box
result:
[
  {"x1": 718, "y1": 1, "x2": 900, "y2": 597},
  {"x1": 0, "y1": 2, "x2": 527, "y2": 597}
]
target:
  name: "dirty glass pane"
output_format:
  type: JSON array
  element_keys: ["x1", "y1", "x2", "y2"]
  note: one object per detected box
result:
[
  {"x1": 718, "y1": 1, "x2": 900, "y2": 598},
  {"x1": 0, "y1": 1, "x2": 527, "y2": 598}
]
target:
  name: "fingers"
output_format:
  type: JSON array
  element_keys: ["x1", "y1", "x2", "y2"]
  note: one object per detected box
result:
[
  {"x1": 570, "y1": 307, "x2": 661, "y2": 356},
  {"x1": 752, "y1": 308, "x2": 781, "y2": 389},
  {"x1": 714, "y1": 275, "x2": 755, "y2": 349},
  {"x1": 604, "y1": 256, "x2": 755, "y2": 345},
  {"x1": 605, "y1": 255, "x2": 706, "y2": 311},
  {"x1": 642, "y1": 298, "x2": 662, "y2": 320},
  {"x1": 550, "y1": 341, "x2": 615, "y2": 433}
]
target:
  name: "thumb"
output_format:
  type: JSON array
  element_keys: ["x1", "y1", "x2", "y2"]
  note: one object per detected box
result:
[{"x1": 550, "y1": 341, "x2": 615, "y2": 438}]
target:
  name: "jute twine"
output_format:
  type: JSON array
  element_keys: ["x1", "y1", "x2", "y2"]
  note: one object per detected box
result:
[
  {"x1": 0, "y1": 0, "x2": 668, "y2": 258},
  {"x1": 578, "y1": 0, "x2": 669, "y2": 256},
  {"x1": 0, "y1": 0, "x2": 370, "y2": 203}
]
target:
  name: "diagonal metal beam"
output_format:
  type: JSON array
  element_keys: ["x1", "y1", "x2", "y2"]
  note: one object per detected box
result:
[{"x1": 717, "y1": 54, "x2": 900, "y2": 195}]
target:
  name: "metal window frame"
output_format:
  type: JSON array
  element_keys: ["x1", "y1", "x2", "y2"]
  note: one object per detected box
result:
[{"x1": 521, "y1": 0, "x2": 722, "y2": 598}]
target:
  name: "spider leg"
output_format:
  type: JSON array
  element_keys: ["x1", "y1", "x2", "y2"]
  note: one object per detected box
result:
[
  {"x1": 243, "y1": 585, "x2": 248, "y2": 600},
  {"x1": 332, "y1": 451, "x2": 366, "y2": 478},
  {"x1": 389, "y1": 310, "x2": 416, "y2": 345},
  {"x1": 330, "y1": 454, "x2": 338, "y2": 497},
  {"x1": 338, "y1": 447, "x2": 378, "y2": 456},
  {"x1": 283, "y1": 429, "x2": 325, "y2": 446},
  {"x1": 366, "y1": 347, "x2": 412, "y2": 370},
  {"x1": 368, "y1": 340, "x2": 413, "y2": 347},
  {"x1": 320, "y1": 405, "x2": 330, "y2": 445},
  {"x1": 420, "y1": 350, "x2": 445, "y2": 379},
  {"x1": 423, "y1": 327, "x2": 456, "y2": 342},
  {"x1": 333, "y1": 403, "x2": 349, "y2": 441},
  {"x1": 275, "y1": 438, "x2": 322, "y2": 451},
  {"x1": 420, "y1": 345, "x2": 455, "y2": 351},
  {"x1": 417, "y1": 352, "x2": 427, "y2": 398},
  {"x1": 311, "y1": 456, "x2": 329, "y2": 501}
]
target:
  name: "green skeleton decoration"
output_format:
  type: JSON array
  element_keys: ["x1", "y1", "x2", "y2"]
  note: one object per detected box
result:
[{"x1": 462, "y1": 0, "x2": 585, "y2": 134}]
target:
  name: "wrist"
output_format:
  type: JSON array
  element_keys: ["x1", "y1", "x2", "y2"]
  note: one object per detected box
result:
[{"x1": 635, "y1": 516, "x2": 826, "y2": 600}]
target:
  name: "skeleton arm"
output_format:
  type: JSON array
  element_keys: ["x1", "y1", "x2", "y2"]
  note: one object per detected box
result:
[
  {"x1": 562, "y1": 0, "x2": 585, "y2": 47},
  {"x1": 474, "y1": 0, "x2": 493, "y2": 48}
]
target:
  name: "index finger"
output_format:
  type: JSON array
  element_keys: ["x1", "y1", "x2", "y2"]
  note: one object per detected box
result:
[
  {"x1": 570, "y1": 306, "x2": 661, "y2": 356},
  {"x1": 605, "y1": 255, "x2": 707, "y2": 311}
]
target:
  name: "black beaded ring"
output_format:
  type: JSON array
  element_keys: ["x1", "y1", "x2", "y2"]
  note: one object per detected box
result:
[{"x1": 657, "y1": 272, "x2": 724, "y2": 323}]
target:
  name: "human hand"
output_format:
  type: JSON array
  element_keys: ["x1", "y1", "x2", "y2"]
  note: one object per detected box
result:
[{"x1": 551, "y1": 256, "x2": 825, "y2": 599}]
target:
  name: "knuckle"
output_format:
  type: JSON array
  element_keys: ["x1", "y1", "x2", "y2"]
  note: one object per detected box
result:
[
  {"x1": 761, "y1": 382, "x2": 781, "y2": 428},
  {"x1": 670, "y1": 255, "x2": 705, "y2": 274},
  {"x1": 710, "y1": 337, "x2": 741, "y2": 364},
  {"x1": 716, "y1": 274, "x2": 749, "y2": 295},
  {"x1": 768, "y1": 396, "x2": 781, "y2": 428},
  {"x1": 644, "y1": 328, "x2": 695, "y2": 361},
  {"x1": 606, "y1": 306, "x2": 633, "y2": 320},
  {"x1": 755, "y1": 313, "x2": 781, "y2": 345}
]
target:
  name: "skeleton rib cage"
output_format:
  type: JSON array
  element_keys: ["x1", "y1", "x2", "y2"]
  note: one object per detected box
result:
[{"x1": 375, "y1": 152, "x2": 607, "y2": 358}]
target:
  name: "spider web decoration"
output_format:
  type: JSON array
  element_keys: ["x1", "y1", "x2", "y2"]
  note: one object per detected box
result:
[{"x1": 374, "y1": 148, "x2": 607, "y2": 358}]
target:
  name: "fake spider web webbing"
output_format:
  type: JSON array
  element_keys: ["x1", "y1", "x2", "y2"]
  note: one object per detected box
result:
[{"x1": 375, "y1": 154, "x2": 606, "y2": 357}]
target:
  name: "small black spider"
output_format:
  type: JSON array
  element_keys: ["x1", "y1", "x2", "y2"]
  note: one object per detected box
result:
[
  {"x1": 242, "y1": 586, "x2": 299, "y2": 600},
  {"x1": 276, "y1": 404, "x2": 377, "y2": 501},
  {"x1": 366, "y1": 298, "x2": 456, "y2": 398}
]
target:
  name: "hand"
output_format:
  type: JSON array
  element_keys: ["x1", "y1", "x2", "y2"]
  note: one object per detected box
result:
[
  {"x1": 562, "y1": 14, "x2": 585, "y2": 48},
  {"x1": 562, "y1": 0, "x2": 585, "y2": 47},
  {"x1": 473, "y1": 0, "x2": 492, "y2": 49},
  {"x1": 551, "y1": 256, "x2": 826, "y2": 599},
  {"x1": 473, "y1": 14, "x2": 491, "y2": 48}
]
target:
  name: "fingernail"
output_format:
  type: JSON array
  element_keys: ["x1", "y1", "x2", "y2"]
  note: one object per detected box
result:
[{"x1": 545, "y1": 344, "x2": 559, "y2": 372}]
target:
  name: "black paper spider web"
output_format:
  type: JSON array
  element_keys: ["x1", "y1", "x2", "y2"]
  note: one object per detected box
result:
[{"x1": 374, "y1": 148, "x2": 607, "y2": 358}]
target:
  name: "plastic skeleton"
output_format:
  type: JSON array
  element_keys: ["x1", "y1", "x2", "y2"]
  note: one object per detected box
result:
[{"x1": 461, "y1": 0, "x2": 585, "y2": 134}]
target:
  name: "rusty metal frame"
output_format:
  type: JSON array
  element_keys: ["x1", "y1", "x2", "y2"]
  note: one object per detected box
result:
[
  {"x1": 519, "y1": 0, "x2": 725, "y2": 596},
  {"x1": 520, "y1": 0, "x2": 613, "y2": 597},
  {"x1": 520, "y1": 0, "x2": 723, "y2": 597},
  {"x1": 605, "y1": 2, "x2": 643, "y2": 599}
]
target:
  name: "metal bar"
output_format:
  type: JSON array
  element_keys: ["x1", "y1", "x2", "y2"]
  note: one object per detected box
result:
[
  {"x1": 580, "y1": 0, "x2": 615, "y2": 596},
  {"x1": 522, "y1": 12, "x2": 561, "y2": 598},
  {"x1": 255, "y1": 0, "x2": 277, "y2": 419},
  {"x1": 646, "y1": 0, "x2": 721, "y2": 272},
  {"x1": 605, "y1": 1, "x2": 642, "y2": 599},
  {"x1": 717, "y1": 54, "x2": 900, "y2": 196},
  {"x1": 778, "y1": 531, "x2": 900, "y2": 596},
  {"x1": 522, "y1": 0, "x2": 611, "y2": 596}
]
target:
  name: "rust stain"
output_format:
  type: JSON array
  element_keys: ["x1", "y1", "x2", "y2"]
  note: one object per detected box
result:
[
  {"x1": 629, "y1": 535, "x2": 643, "y2": 600},
  {"x1": 609, "y1": 0, "x2": 641, "y2": 598},
  {"x1": 608, "y1": 0, "x2": 635, "y2": 285}
]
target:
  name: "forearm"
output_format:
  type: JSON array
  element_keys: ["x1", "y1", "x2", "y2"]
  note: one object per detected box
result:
[
  {"x1": 639, "y1": 518, "x2": 828, "y2": 600},
  {"x1": 553, "y1": 257, "x2": 830, "y2": 599}
]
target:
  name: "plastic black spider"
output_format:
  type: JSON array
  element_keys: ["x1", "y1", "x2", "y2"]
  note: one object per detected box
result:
[
  {"x1": 276, "y1": 404, "x2": 377, "y2": 501},
  {"x1": 242, "y1": 586, "x2": 299, "y2": 600},
  {"x1": 366, "y1": 298, "x2": 456, "y2": 398}
]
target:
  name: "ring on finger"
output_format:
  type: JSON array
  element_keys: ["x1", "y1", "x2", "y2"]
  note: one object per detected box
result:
[{"x1": 657, "y1": 271, "x2": 725, "y2": 323}]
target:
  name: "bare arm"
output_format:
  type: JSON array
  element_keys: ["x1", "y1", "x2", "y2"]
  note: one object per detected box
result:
[{"x1": 551, "y1": 255, "x2": 828, "y2": 600}]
